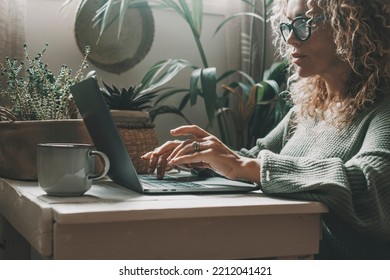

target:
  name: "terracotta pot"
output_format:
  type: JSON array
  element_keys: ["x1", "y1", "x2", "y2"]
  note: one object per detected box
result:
[{"x1": 0, "y1": 119, "x2": 93, "y2": 180}]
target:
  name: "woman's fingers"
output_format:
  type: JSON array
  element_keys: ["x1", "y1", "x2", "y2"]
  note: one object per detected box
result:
[
  {"x1": 147, "y1": 150, "x2": 160, "y2": 173},
  {"x1": 171, "y1": 139, "x2": 212, "y2": 164},
  {"x1": 156, "y1": 152, "x2": 170, "y2": 179},
  {"x1": 141, "y1": 125, "x2": 220, "y2": 179},
  {"x1": 140, "y1": 151, "x2": 153, "y2": 160},
  {"x1": 152, "y1": 140, "x2": 182, "y2": 156},
  {"x1": 141, "y1": 140, "x2": 182, "y2": 174},
  {"x1": 167, "y1": 138, "x2": 200, "y2": 161},
  {"x1": 168, "y1": 139, "x2": 207, "y2": 161},
  {"x1": 170, "y1": 125, "x2": 209, "y2": 138},
  {"x1": 169, "y1": 149, "x2": 209, "y2": 167}
]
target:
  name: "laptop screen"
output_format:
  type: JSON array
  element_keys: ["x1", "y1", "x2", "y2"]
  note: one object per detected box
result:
[{"x1": 70, "y1": 78, "x2": 144, "y2": 192}]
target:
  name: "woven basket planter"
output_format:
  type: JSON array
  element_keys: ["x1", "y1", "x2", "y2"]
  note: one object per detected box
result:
[{"x1": 111, "y1": 110, "x2": 158, "y2": 174}]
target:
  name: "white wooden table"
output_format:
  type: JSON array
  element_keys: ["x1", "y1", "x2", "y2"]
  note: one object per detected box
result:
[{"x1": 0, "y1": 178, "x2": 328, "y2": 259}]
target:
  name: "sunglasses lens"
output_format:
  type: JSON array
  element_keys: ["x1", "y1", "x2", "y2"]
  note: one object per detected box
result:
[
  {"x1": 280, "y1": 24, "x2": 291, "y2": 41},
  {"x1": 293, "y1": 18, "x2": 310, "y2": 40},
  {"x1": 279, "y1": 17, "x2": 316, "y2": 41}
]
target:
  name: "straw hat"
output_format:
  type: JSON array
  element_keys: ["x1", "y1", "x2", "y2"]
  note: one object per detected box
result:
[{"x1": 74, "y1": 0, "x2": 155, "y2": 74}]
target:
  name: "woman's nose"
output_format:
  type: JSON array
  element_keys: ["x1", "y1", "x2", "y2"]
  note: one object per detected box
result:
[{"x1": 286, "y1": 30, "x2": 301, "y2": 46}]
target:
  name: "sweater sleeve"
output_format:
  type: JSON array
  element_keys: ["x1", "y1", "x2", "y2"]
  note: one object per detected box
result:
[{"x1": 259, "y1": 106, "x2": 390, "y2": 241}]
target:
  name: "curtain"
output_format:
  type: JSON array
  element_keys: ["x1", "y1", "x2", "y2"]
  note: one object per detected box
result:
[
  {"x1": 0, "y1": 0, "x2": 25, "y2": 103},
  {"x1": 0, "y1": 0, "x2": 26, "y2": 61}
]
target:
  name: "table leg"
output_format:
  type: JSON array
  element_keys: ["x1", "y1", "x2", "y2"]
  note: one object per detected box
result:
[{"x1": 0, "y1": 215, "x2": 31, "y2": 259}]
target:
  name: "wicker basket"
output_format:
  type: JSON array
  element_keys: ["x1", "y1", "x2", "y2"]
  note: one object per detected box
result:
[{"x1": 116, "y1": 122, "x2": 158, "y2": 174}]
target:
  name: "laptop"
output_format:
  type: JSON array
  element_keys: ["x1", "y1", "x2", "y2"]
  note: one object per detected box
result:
[{"x1": 70, "y1": 78, "x2": 259, "y2": 194}]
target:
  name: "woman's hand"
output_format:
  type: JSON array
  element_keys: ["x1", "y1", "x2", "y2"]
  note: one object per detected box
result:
[
  {"x1": 167, "y1": 125, "x2": 260, "y2": 182},
  {"x1": 141, "y1": 139, "x2": 182, "y2": 179},
  {"x1": 141, "y1": 125, "x2": 210, "y2": 179},
  {"x1": 142, "y1": 125, "x2": 261, "y2": 183}
]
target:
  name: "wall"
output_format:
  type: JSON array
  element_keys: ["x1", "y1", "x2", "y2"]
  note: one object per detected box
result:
[{"x1": 25, "y1": 0, "x2": 228, "y2": 143}]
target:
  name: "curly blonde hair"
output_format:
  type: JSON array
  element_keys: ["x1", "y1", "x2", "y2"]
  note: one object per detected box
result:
[{"x1": 271, "y1": 0, "x2": 390, "y2": 124}]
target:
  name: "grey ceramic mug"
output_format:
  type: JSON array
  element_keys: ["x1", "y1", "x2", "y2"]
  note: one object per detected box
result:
[{"x1": 37, "y1": 143, "x2": 110, "y2": 196}]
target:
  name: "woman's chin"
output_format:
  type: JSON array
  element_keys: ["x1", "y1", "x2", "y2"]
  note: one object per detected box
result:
[{"x1": 296, "y1": 67, "x2": 313, "y2": 78}]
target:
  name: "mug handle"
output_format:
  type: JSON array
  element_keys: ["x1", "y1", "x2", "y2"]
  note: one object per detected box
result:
[{"x1": 88, "y1": 150, "x2": 110, "y2": 180}]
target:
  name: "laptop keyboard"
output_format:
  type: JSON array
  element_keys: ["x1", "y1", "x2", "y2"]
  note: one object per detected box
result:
[{"x1": 139, "y1": 174, "x2": 203, "y2": 189}]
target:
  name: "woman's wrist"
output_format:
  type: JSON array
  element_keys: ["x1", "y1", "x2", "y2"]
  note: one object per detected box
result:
[{"x1": 237, "y1": 157, "x2": 261, "y2": 184}]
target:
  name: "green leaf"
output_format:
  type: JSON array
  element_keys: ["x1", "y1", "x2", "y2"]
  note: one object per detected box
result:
[
  {"x1": 160, "y1": 0, "x2": 185, "y2": 18},
  {"x1": 266, "y1": 0, "x2": 275, "y2": 7},
  {"x1": 149, "y1": 105, "x2": 192, "y2": 124},
  {"x1": 96, "y1": 0, "x2": 116, "y2": 41},
  {"x1": 214, "y1": 12, "x2": 264, "y2": 36},
  {"x1": 138, "y1": 59, "x2": 195, "y2": 92},
  {"x1": 263, "y1": 60, "x2": 289, "y2": 84},
  {"x1": 153, "y1": 87, "x2": 189, "y2": 106},
  {"x1": 216, "y1": 107, "x2": 233, "y2": 146},
  {"x1": 200, "y1": 67, "x2": 217, "y2": 128},
  {"x1": 254, "y1": 80, "x2": 279, "y2": 104},
  {"x1": 177, "y1": 92, "x2": 191, "y2": 111},
  {"x1": 217, "y1": 69, "x2": 255, "y2": 85},
  {"x1": 177, "y1": 0, "x2": 193, "y2": 23},
  {"x1": 191, "y1": 0, "x2": 203, "y2": 36},
  {"x1": 62, "y1": 0, "x2": 88, "y2": 17},
  {"x1": 175, "y1": 0, "x2": 203, "y2": 38},
  {"x1": 117, "y1": 0, "x2": 130, "y2": 40},
  {"x1": 189, "y1": 68, "x2": 201, "y2": 106},
  {"x1": 89, "y1": 0, "x2": 149, "y2": 40},
  {"x1": 263, "y1": 80, "x2": 280, "y2": 98}
]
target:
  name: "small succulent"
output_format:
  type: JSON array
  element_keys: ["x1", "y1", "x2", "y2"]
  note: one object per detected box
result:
[{"x1": 101, "y1": 81, "x2": 158, "y2": 111}]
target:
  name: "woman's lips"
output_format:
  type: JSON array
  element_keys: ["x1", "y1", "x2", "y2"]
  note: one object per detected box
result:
[{"x1": 291, "y1": 53, "x2": 307, "y2": 65}]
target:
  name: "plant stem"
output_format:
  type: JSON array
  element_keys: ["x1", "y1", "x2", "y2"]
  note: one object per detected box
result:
[{"x1": 191, "y1": 29, "x2": 208, "y2": 68}]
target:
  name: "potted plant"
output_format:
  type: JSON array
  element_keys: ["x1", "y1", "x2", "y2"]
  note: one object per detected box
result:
[
  {"x1": 0, "y1": 44, "x2": 94, "y2": 180},
  {"x1": 64, "y1": 0, "x2": 290, "y2": 149},
  {"x1": 100, "y1": 81, "x2": 159, "y2": 173},
  {"x1": 128, "y1": 0, "x2": 289, "y2": 148}
]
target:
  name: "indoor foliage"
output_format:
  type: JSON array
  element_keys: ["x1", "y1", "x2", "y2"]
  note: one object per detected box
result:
[
  {"x1": 64, "y1": 0, "x2": 290, "y2": 148},
  {"x1": 0, "y1": 44, "x2": 94, "y2": 121}
]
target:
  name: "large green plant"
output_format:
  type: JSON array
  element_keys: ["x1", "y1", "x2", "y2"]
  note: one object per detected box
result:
[{"x1": 63, "y1": 0, "x2": 289, "y2": 148}]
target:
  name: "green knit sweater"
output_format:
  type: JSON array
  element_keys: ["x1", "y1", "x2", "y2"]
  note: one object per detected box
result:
[{"x1": 240, "y1": 95, "x2": 390, "y2": 259}]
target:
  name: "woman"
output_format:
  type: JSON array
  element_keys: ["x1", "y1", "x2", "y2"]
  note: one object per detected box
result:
[{"x1": 142, "y1": 0, "x2": 390, "y2": 259}]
